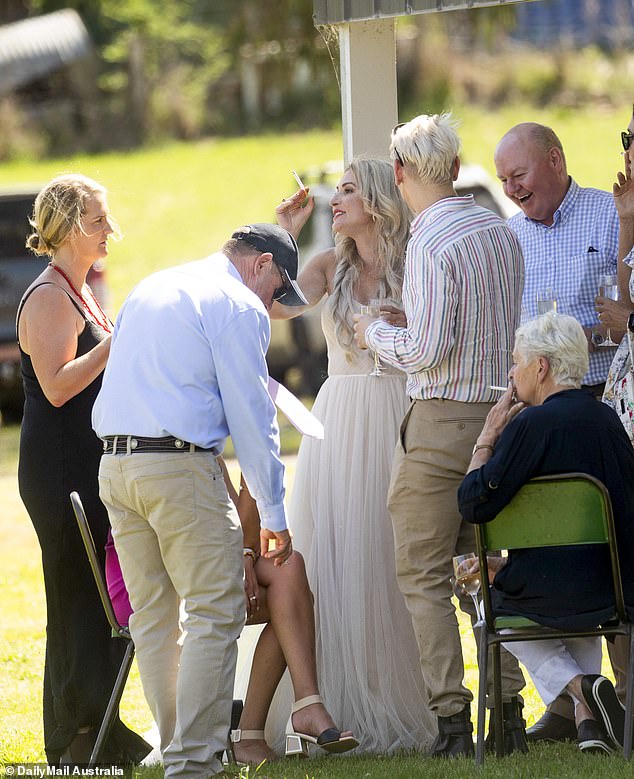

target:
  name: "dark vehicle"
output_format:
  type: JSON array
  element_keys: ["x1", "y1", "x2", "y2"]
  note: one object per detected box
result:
[
  {"x1": 0, "y1": 187, "x2": 107, "y2": 423},
  {"x1": 266, "y1": 163, "x2": 518, "y2": 396}
]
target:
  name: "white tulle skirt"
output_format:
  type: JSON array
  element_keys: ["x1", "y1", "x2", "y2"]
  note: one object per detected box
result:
[{"x1": 235, "y1": 372, "x2": 435, "y2": 755}]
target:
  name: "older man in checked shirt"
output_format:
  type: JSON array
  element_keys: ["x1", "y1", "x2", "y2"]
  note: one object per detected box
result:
[
  {"x1": 354, "y1": 113, "x2": 526, "y2": 758},
  {"x1": 494, "y1": 123, "x2": 632, "y2": 742},
  {"x1": 495, "y1": 122, "x2": 623, "y2": 396}
]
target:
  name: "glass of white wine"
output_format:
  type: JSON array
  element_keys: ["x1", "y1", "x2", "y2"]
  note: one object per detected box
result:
[
  {"x1": 359, "y1": 299, "x2": 384, "y2": 376},
  {"x1": 452, "y1": 553, "x2": 482, "y2": 621},
  {"x1": 598, "y1": 273, "x2": 619, "y2": 347}
]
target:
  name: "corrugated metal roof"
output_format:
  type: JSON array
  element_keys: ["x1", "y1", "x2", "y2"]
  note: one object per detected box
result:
[
  {"x1": 314, "y1": 0, "x2": 537, "y2": 25},
  {"x1": 0, "y1": 9, "x2": 92, "y2": 95}
]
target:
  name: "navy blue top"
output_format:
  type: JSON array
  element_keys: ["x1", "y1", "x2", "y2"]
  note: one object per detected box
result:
[{"x1": 458, "y1": 388, "x2": 634, "y2": 629}]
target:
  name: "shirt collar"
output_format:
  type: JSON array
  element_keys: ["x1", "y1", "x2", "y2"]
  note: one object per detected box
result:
[
  {"x1": 209, "y1": 251, "x2": 244, "y2": 283},
  {"x1": 411, "y1": 194, "x2": 475, "y2": 234}
]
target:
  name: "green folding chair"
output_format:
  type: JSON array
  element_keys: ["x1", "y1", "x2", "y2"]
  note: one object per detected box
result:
[{"x1": 474, "y1": 473, "x2": 634, "y2": 764}]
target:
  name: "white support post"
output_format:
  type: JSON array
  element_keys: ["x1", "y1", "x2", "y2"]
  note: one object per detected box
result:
[{"x1": 338, "y1": 19, "x2": 399, "y2": 165}]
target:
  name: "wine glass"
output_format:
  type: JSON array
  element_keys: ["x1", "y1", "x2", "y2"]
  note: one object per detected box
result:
[
  {"x1": 598, "y1": 274, "x2": 619, "y2": 347},
  {"x1": 359, "y1": 299, "x2": 384, "y2": 377},
  {"x1": 536, "y1": 288, "x2": 557, "y2": 316},
  {"x1": 452, "y1": 553, "x2": 482, "y2": 621}
]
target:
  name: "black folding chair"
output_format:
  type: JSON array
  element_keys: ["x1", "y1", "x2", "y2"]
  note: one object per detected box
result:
[{"x1": 70, "y1": 490, "x2": 136, "y2": 768}]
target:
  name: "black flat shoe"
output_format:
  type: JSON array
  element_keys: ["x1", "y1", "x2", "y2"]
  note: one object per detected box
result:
[
  {"x1": 581, "y1": 675, "x2": 624, "y2": 750},
  {"x1": 526, "y1": 710, "x2": 577, "y2": 743},
  {"x1": 577, "y1": 719, "x2": 613, "y2": 754}
]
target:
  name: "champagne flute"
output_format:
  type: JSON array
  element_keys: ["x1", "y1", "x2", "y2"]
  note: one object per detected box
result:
[
  {"x1": 359, "y1": 300, "x2": 384, "y2": 377},
  {"x1": 368, "y1": 298, "x2": 384, "y2": 376},
  {"x1": 536, "y1": 288, "x2": 557, "y2": 316},
  {"x1": 452, "y1": 553, "x2": 482, "y2": 621},
  {"x1": 598, "y1": 273, "x2": 619, "y2": 347}
]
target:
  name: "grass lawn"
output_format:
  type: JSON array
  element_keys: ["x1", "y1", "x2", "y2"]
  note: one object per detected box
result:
[
  {"x1": 0, "y1": 103, "x2": 628, "y2": 313},
  {"x1": 0, "y1": 422, "x2": 627, "y2": 778},
  {"x1": 0, "y1": 112, "x2": 631, "y2": 776}
]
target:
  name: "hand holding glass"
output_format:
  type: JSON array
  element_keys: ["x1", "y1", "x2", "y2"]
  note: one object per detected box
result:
[
  {"x1": 452, "y1": 553, "x2": 482, "y2": 621},
  {"x1": 359, "y1": 299, "x2": 384, "y2": 376},
  {"x1": 598, "y1": 274, "x2": 619, "y2": 347}
]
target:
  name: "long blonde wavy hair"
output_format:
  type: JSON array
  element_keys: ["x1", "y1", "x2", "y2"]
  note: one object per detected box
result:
[{"x1": 327, "y1": 158, "x2": 411, "y2": 357}]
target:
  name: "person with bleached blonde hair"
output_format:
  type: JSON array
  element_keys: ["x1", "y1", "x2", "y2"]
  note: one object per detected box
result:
[
  {"x1": 354, "y1": 114, "x2": 526, "y2": 757},
  {"x1": 260, "y1": 157, "x2": 435, "y2": 754}
]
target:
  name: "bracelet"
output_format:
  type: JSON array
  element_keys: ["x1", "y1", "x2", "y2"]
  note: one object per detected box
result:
[
  {"x1": 243, "y1": 547, "x2": 258, "y2": 563},
  {"x1": 472, "y1": 443, "x2": 494, "y2": 456}
]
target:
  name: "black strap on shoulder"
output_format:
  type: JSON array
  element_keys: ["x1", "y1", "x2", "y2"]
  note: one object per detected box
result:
[{"x1": 16, "y1": 282, "x2": 86, "y2": 339}]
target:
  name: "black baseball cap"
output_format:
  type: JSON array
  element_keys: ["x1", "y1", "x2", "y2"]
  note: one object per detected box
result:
[{"x1": 231, "y1": 223, "x2": 308, "y2": 306}]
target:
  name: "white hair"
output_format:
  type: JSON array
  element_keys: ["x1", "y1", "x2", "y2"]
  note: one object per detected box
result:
[
  {"x1": 389, "y1": 112, "x2": 461, "y2": 185},
  {"x1": 514, "y1": 312, "x2": 588, "y2": 387}
]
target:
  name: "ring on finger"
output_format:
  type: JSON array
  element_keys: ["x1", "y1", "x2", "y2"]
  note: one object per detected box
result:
[{"x1": 249, "y1": 595, "x2": 257, "y2": 601}]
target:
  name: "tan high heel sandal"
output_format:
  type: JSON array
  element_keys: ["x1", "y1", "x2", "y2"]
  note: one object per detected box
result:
[{"x1": 285, "y1": 694, "x2": 359, "y2": 757}]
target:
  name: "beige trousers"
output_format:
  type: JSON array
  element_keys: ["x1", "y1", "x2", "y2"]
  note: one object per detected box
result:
[
  {"x1": 99, "y1": 451, "x2": 244, "y2": 778},
  {"x1": 387, "y1": 398, "x2": 526, "y2": 718}
]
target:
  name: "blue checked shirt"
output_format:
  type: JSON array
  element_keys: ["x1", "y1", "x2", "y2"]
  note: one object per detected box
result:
[{"x1": 507, "y1": 178, "x2": 618, "y2": 386}]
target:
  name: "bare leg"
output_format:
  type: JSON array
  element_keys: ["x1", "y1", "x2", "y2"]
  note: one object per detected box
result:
[
  {"x1": 255, "y1": 551, "x2": 353, "y2": 740},
  {"x1": 567, "y1": 675, "x2": 594, "y2": 726},
  {"x1": 232, "y1": 623, "x2": 284, "y2": 764}
]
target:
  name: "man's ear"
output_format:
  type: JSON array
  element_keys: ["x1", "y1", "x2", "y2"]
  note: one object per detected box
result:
[
  {"x1": 393, "y1": 158, "x2": 404, "y2": 186},
  {"x1": 254, "y1": 251, "x2": 274, "y2": 273},
  {"x1": 451, "y1": 156, "x2": 461, "y2": 182}
]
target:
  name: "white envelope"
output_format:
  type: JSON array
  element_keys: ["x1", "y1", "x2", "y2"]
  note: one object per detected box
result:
[{"x1": 267, "y1": 377, "x2": 324, "y2": 439}]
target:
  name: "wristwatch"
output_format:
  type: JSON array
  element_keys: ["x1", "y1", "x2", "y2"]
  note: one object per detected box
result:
[{"x1": 472, "y1": 442, "x2": 494, "y2": 456}]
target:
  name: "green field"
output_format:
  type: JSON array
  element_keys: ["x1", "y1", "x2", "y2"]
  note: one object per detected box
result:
[
  {"x1": 1, "y1": 108, "x2": 632, "y2": 777},
  {"x1": 0, "y1": 103, "x2": 628, "y2": 311}
]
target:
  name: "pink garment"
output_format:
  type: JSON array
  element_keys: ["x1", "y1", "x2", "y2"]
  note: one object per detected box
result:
[{"x1": 104, "y1": 530, "x2": 133, "y2": 626}]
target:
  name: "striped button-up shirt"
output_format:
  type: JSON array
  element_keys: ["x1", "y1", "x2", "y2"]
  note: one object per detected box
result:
[
  {"x1": 508, "y1": 178, "x2": 618, "y2": 386},
  {"x1": 367, "y1": 195, "x2": 524, "y2": 402}
]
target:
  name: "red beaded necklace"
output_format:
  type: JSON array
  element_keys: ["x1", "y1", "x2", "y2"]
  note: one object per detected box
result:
[{"x1": 48, "y1": 262, "x2": 112, "y2": 333}]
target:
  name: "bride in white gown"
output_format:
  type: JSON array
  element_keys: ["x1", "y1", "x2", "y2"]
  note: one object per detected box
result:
[{"x1": 234, "y1": 158, "x2": 434, "y2": 756}]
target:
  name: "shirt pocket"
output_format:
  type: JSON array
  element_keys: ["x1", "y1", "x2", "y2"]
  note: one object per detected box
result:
[{"x1": 563, "y1": 250, "x2": 613, "y2": 315}]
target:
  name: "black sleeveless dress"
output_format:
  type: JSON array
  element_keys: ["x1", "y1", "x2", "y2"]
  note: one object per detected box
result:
[{"x1": 17, "y1": 284, "x2": 150, "y2": 766}]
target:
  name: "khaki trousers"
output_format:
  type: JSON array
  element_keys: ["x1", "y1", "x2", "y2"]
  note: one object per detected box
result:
[
  {"x1": 387, "y1": 398, "x2": 526, "y2": 718},
  {"x1": 99, "y1": 452, "x2": 244, "y2": 778}
]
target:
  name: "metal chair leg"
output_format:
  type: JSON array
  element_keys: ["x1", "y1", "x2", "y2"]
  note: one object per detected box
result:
[
  {"x1": 492, "y1": 643, "x2": 504, "y2": 758},
  {"x1": 624, "y1": 626, "x2": 634, "y2": 760},
  {"x1": 88, "y1": 641, "x2": 136, "y2": 767},
  {"x1": 475, "y1": 622, "x2": 488, "y2": 765}
]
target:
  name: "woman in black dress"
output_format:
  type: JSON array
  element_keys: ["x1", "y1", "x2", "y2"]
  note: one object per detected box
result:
[{"x1": 17, "y1": 174, "x2": 150, "y2": 766}]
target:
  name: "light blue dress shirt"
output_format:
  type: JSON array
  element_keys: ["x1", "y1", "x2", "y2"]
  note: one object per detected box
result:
[
  {"x1": 92, "y1": 252, "x2": 287, "y2": 531},
  {"x1": 507, "y1": 178, "x2": 618, "y2": 386}
]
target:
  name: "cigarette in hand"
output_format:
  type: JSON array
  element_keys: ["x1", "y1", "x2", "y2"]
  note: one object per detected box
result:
[
  {"x1": 489, "y1": 385, "x2": 508, "y2": 392},
  {"x1": 292, "y1": 170, "x2": 306, "y2": 190}
]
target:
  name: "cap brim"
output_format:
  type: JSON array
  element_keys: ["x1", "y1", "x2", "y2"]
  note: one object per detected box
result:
[{"x1": 276, "y1": 278, "x2": 308, "y2": 307}]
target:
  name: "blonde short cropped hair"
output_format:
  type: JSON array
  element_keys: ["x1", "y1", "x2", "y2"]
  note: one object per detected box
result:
[
  {"x1": 514, "y1": 312, "x2": 589, "y2": 388},
  {"x1": 26, "y1": 174, "x2": 109, "y2": 257},
  {"x1": 390, "y1": 112, "x2": 461, "y2": 185}
]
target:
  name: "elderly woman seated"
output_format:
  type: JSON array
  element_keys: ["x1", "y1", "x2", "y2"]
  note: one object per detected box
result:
[{"x1": 458, "y1": 312, "x2": 634, "y2": 755}]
